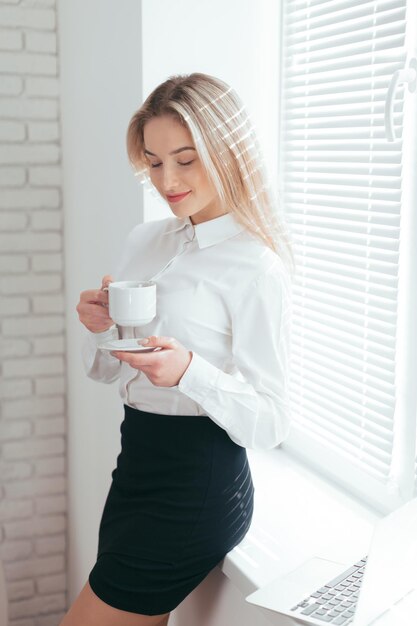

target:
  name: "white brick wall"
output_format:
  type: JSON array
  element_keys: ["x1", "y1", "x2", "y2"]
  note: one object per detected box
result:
[{"x1": 0, "y1": 0, "x2": 67, "y2": 623}]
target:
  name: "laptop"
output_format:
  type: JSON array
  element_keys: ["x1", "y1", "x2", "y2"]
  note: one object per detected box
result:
[{"x1": 245, "y1": 496, "x2": 417, "y2": 625}]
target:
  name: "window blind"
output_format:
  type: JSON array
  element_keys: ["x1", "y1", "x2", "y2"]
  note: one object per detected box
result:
[{"x1": 279, "y1": 0, "x2": 415, "y2": 511}]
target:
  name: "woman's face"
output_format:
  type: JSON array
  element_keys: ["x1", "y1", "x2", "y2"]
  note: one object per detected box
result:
[{"x1": 143, "y1": 115, "x2": 225, "y2": 225}]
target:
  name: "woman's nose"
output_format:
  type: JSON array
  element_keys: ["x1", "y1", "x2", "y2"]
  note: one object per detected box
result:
[{"x1": 162, "y1": 165, "x2": 180, "y2": 192}]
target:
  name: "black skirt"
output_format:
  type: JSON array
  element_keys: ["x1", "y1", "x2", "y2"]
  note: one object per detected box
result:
[{"x1": 88, "y1": 404, "x2": 254, "y2": 615}]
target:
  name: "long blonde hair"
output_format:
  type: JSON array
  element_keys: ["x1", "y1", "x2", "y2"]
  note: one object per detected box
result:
[{"x1": 126, "y1": 72, "x2": 295, "y2": 277}]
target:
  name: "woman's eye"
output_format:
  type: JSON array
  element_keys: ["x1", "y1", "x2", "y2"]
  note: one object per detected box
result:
[{"x1": 149, "y1": 160, "x2": 194, "y2": 169}]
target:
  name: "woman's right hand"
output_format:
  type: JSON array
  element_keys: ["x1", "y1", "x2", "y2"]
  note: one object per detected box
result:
[{"x1": 76, "y1": 275, "x2": 115, "y2": 333}]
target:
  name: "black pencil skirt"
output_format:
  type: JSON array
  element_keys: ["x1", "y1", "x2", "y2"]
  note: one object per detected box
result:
[{"x1": 88, "y1": 404, "x2": 254, "y2": 615}]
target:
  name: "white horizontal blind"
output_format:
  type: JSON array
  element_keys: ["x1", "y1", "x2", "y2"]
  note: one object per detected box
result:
[{"x1": 279, "y1": 0, "x2": 409, "y2": 506}]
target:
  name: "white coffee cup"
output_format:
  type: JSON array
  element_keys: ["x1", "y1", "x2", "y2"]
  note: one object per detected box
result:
[{"x1": 108, "y1": 280, "x2": 156, "y2": 326}]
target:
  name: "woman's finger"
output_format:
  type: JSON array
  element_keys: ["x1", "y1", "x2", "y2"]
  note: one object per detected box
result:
[
  {"x1": 141, "y1": 335, "x2": 178, "y2": 349},
  {"x1": 101, "y1": 275, "x2": 114, "y2": 290},
  {"x1": 80, "y1": 289, "x2": 109, "y2": 305}
]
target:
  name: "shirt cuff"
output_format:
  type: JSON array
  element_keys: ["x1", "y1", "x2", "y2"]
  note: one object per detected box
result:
[
  {"x1": 88, "y1": 325, "x2": 118, "y2": 345},
  {"x1": 178, "y1": 351, "x2": 220, "y2": 404}
]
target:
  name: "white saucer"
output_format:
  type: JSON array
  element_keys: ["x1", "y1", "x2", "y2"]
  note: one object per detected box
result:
[{"x1": 98, "y1": 339, "x2": 159, "y2": 353}]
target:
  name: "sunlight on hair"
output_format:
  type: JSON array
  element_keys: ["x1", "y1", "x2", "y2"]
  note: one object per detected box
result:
[
  {"x1": 242, "y1": 167, "x2": 262, "y2": 181},
  {"x1": 235, "y1": 142, "x2": 259, "y2": 156},
  {"x1": 213, "y1": 106, "x2": 248, "y2": 130},
  {"x1": 220, "y1": 122, "x2": 251, "y2": 140},
  {"x1": 229, "y1": 130, "x2": 258, "y2": 150},
  {"x1": 197, "y1": 86, "x2": 234, "y2": 112},
  {"x1": 133, "y1": 168, "x2": 147, "y2": 180},
  {"x1": 249, "y1": 185, "x2": 270, "y2": 201}
]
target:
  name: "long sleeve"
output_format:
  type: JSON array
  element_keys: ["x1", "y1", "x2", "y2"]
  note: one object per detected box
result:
[
  {"x1": 178, "y1": 261, "x2": 292, "y2": 450},
  {"x1": 80, "y1": 225, "x2": 140, "y2": 385},
  {"x1": 82, "y1": 325, "x2": 121, "y2": 383}
]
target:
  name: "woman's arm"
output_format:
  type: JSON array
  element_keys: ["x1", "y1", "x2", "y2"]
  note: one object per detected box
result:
[
  {"x1": 77, "y1": 276, "x2": 122, "y2": 383},
  {"x1": 82, "y1": 325, "x2": 121, "y2": 383},
  {"x1": 178, "y1": 263, "x2": 293, "y2": 450}
]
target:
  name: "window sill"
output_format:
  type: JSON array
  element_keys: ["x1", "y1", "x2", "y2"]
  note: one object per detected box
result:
[{"x1": 219, "y1": 447, "x2": 383, "y2": 622}]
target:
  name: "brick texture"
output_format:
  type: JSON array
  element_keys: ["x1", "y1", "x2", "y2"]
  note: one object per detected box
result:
[{"x1": 0, "y1": 0, "x2": 67, "y2": 621}]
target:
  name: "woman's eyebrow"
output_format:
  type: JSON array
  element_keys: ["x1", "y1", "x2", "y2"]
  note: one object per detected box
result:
[{"x1": 144, "y1": 146, "x2": 196, "y2": 157}]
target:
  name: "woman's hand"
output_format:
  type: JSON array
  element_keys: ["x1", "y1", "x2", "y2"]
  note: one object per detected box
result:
[
  {"x1": 76, "y1": 275, "x2": 115, "y2": 333},
  {"x1": 111, "y1": 335, "x2": 193, "y2": 387}
]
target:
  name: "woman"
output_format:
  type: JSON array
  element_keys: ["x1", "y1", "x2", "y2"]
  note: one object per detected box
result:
[{"x1": 63, "y1": 72, "x2": 295, "y2": 626}]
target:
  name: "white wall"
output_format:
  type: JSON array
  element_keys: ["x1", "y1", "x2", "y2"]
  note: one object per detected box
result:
[
  {"x1": 142, "y1": 0, "x2": 281, "y2": 222},
  {"x1": 57, "y1": 0, "x2": 142, "y2": 605}
]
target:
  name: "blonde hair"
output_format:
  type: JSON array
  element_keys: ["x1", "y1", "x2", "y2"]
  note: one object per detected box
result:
[{"x1": 126, "y1": 72, "x2": 295, "y2": 277}]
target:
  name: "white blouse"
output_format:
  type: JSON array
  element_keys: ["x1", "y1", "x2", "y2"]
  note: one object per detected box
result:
[{"x1": 82, "y1": 212, "x2": 293, "y2": 450}]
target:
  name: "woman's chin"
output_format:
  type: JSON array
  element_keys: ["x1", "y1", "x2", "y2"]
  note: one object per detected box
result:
[{"x1": 170, "y1": 205, "x2": 193, "y2": 219}]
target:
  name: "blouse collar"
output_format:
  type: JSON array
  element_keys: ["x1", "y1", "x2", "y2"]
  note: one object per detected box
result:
[{"x1": 165, "y1": 212, "x2": 246, "y2": 249}]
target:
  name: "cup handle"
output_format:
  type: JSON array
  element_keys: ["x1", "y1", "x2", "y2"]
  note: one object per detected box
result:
[{"x1": 100, "y1": 286, "x2": 116, "y2": 334}]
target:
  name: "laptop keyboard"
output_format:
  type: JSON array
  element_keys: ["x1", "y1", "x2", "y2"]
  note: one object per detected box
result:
[{"x1": 290, "y1": 556, "x2": 368, "y2": 624}]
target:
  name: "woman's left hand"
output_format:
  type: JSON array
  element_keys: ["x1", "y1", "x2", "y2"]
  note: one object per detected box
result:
[{"x1": 111, "y1": 335, "x2": 193, "y2": 387}]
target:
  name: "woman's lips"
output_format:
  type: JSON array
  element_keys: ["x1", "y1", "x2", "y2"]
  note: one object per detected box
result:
[{"x1": 166, "y1": 191, "x2": 191, "y2": 203}]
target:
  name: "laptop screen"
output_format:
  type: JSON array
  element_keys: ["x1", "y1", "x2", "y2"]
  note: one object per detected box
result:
[{"x1": 354, "y1": 497, "x2": 417, "y2": 625}]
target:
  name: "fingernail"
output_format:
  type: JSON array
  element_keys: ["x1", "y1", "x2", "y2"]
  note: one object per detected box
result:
[{"x1": 139, "y1": 338, "x2": 149, "y2": 345}]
